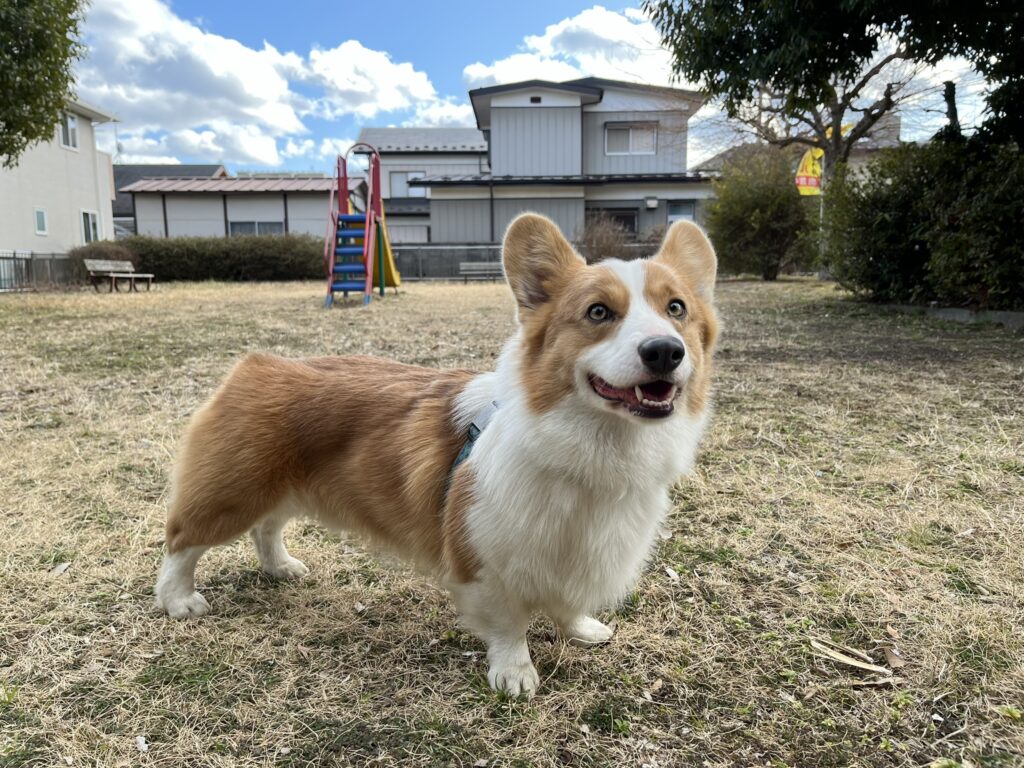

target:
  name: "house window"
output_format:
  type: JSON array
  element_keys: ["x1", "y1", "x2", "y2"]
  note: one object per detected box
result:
[
  {"x1": 82, "y1": 211, "x2": 99, "y2": 243},
  {"x1": 34, "y1": 209, "x2": 48, "y2": 235},
  {"x1": 229, "y1": 221, "x2": 284, "y2": 236},
  {"x1": 605, "y1": 124, "x2": 657, "y2": 156},
  {"x1": 667, "y1": 201, "x2": 696, "y2": 224},
  {"x1": 390, "y1": 171, "x2": 426, "y2": 198},
  {"x1": 588, "y1": 208, "x2": 638, "y2": 237},
  {"x1": 60, "y1": 113, "x2": 79, "y2": 149}
]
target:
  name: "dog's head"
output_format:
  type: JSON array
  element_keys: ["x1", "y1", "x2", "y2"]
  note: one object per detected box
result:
[{"x1": 502, "y1": 213, "x2": 718, "y2": 422}]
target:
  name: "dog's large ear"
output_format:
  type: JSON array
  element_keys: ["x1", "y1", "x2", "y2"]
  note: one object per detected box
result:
[
  {"x1": 654, "y1": 220, "x2": 717, "y2": 301},
  {"x1": 502, "y1": 213, "x2": 584, "y2": 314}
]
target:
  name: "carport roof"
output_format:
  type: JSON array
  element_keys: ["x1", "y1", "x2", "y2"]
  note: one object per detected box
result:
[{"x1": 120, "y1": 177, "x2": 363, "y2": 193}]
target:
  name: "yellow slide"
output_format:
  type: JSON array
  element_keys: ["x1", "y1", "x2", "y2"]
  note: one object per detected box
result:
[{"x1": 377, "y1": 203, "x2": 401, "y2": 289}]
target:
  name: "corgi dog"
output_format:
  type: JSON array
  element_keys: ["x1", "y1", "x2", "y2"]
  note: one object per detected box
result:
[{"x1": 155, "y1": 213, "x2": 718, "y2": 697}]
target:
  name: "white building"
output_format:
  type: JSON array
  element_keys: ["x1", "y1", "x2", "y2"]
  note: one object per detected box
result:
[
  {"x1": 0, "y1": 100, "x2": 117, "y2": 253},
  {"x1": 119, "y1": 176, "x2": 365, "y2": 238}
]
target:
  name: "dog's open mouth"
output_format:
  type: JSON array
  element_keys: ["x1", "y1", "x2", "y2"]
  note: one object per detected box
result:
[{"x1": 588, "y1": 375, "x2": 678, "y2": 419}]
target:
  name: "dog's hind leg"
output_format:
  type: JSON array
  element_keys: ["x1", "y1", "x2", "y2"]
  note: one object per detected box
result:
[
  {"x1": 551, "y1": 613, "x2": 614, "y2": 647},
  {"x1": 250, "y1": 505, "x2": 308, "y2": 580}
]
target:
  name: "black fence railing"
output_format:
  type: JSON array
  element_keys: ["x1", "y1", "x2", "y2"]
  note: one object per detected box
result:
[
  {"x1": 0, "y1": 251, "x2": 78, "y2": 291},
  {"x1": 391, "y1": 242, "x2": 657, "y2": 280}
]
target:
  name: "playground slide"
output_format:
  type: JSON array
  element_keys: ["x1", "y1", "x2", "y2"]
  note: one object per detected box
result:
[{"x1": 377, "y1": 204, "x2": 401, "y2": 289}]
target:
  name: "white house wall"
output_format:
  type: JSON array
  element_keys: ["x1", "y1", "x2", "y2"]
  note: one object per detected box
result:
[
  {"x1": 131, "y1": 192, "x2": 331, "y2": 238},
  {"x1": 165, "y1": 195, "x2": 224, "y2": 237},
  {"x1": 0, "y1": 115, "x2": 114, "y2": 253},
  {"x1": 286, "y1": 195, "x2": 326, "y2": 237}
]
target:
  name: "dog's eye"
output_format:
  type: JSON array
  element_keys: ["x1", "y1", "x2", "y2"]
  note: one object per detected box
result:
[
  {"x1": 587, "y1": 303, "x2": 612, "y2": 322},
  {"x1": 667, "y1": 299, "x2": 686, "y2": 318}
]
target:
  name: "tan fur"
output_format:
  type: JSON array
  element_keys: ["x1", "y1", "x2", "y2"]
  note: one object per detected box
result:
[
  {"x1": 503, "y1": 215, "x2": 718, "y2": 417},
  {"x1": 166, "y1": 354, "x2": 480, "y2": 581}
]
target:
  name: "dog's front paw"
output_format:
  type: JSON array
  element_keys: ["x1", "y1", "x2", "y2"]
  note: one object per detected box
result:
[
  {"x1": 263, "y1": 556, "x2": 309, "y2": 580},
  {"x1": 488, "y1": 662, "x2": 540, "y2": 697},
  {"x1": 562, "y1": 615, "x2": 614, "y2": 647},
  {"x1": 157, "y1": 590, "x2": 210, "y2": 620}
]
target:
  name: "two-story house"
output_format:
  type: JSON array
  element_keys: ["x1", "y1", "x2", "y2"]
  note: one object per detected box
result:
[
  {"x1": 0, "y1": 100, "x2": 117, "y2": 253},
  {"x1": 405, "y1": 78, "x2": 714, "y2": 243},
  {"x1": 353, "y1": 127, "x2": 488, "y2": 243}
]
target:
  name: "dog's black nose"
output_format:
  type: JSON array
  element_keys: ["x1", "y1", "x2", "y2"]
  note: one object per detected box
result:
[{"x1": 638, "y1": 336, "x2": 685, "y2": 375}]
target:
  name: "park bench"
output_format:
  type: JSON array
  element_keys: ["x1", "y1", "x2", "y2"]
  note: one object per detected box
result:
[
  {"x1": 83, "y1": 259, "x2": 155, "y2": 292},
  {"x1": 458, "y1": 261, "x2": 503, "y2": 283}
]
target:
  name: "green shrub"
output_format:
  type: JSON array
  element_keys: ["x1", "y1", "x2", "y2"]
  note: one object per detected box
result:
[
  {"x1": 705, "y1": 145, "x2": 813, "y2": 280},
  {"x1": 824, "y1": 148, "x2": 933, "y2": 304},
  {"x1": 826, "y1": 139, "x2": 1024, "y2": 310},
  {"x1": 115, "y1": 234, "x2": 324, "y2": 282}
]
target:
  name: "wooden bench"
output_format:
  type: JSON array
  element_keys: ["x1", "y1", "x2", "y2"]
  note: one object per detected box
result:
[
  {"x1": 458, "y1": 261, "x2": 503, "y2": 283},
  {"x1": 83, "y1": 259, "x2": 155, "y2": 292}
]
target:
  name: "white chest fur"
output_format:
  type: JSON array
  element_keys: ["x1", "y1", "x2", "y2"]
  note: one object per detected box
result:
[{"x1": 456, "y1": 367, "x2": 708, "y2": 616}]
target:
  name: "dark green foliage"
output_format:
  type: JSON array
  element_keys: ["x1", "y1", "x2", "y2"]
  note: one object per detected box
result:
[
  {"x1": 644, "y1": 0, "x2": 1023, "y2": 144},
  {"x1": 826, "y1": 140, "x2": 1024, "y2": 310},
  {"x1": 70, "y1": 235, "x2": 325, "y2": 281},
  {"x1": 0, "y1": 0, "x2": 87, "y2": 167},
  {"x1": 705, "y1": 147, "x2": 812, "y2": 281}
]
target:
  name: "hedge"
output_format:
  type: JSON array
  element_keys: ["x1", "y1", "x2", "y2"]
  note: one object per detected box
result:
[
  {"x1": 825, "y1": 139, "x2": 1024, "y2": 311},
  {"x1": 69, "y1": 234, "x2": 325, "y2": 282}
]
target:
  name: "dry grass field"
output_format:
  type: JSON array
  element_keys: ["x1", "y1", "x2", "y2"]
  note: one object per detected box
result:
[{"x1": 0, "y1": 280, "x2": 1021, "y2": 768}]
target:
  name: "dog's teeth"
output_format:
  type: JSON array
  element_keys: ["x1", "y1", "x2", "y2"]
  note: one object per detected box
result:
[{"x1": 634, "y1": 385, "x2": 643, "y2": 402}]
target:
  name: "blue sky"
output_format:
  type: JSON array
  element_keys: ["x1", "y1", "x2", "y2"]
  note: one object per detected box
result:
[
  {"x1": 76, "y1": 0, "x2": 985, "y2": 172},
  {"x1": 77, "y1": 0, "x2": 688, "y2": 171}
]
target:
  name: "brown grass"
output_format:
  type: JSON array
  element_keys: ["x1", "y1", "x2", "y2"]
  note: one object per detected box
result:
[{"x1": 0, "y1": 280, "x2": 1021, "y2": 767}]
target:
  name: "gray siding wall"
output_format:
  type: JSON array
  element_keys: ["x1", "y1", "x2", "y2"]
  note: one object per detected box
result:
[
  {"x1": 430, "y1": 199, "x2": 491, "y2": 242},
  {"x1": 430, "y1": 197, "x2": 585, "y2": 243},
  {"x1": 494, "y1": 198, "x2": 584, "y2": 241},
  {"x1": 491, "y1": 108, "x2": 581, "y2": 176},
  {"x1": 583, "y1": 111, "x2": 688, "y2": 174}
]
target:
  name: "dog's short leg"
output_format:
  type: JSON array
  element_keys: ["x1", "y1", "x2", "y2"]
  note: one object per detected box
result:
[
  {"x1": 250, "y1": 513, "x2": 308, "y2": 580},
  {"x1": 155, "y1": 546, "x2": 211, "y2": 619},
  {"x1": 553, "y1": 613, "x2": 615, "y2": 647},
  {"x1": 451, "y1": 580, "x2": 539, "y2": 697}
]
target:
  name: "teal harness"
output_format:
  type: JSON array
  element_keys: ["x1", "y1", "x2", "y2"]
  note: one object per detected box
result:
[{"x1": 449, "y1": 400, "x2": 500, "y2": 479}]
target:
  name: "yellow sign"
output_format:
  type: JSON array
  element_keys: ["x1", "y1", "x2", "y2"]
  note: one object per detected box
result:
[{"x1": 795, "y1": 147, "x2": 824, "y2": 196}]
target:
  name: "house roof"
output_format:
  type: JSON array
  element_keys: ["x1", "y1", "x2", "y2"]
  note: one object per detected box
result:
[
  {"x1": 69, "y1": 99, "x2": 117, "y2": 123},
  {"x1": 113, "y1": 164, "x2": 227, "y2": 215},
  {"x1": 468, "y1": 77, "x2": 703, "y2": 130},
  {"x1": 354, "y1": 127, "x2": 487, "y2": 154},
  {"x1": 409, "y1": 172, "x2": 714, "y2": 187},
  {"x1": 120, "y1": 176, "x2": 364, "y2": 194}
]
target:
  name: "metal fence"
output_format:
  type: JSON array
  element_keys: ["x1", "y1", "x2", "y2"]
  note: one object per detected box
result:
[
  {"x1": 0, "y1": 251, "x2": 78, "y2": 291},
  {"x1": 391, "y1": 242, "x2": 657, "y2": 280}
]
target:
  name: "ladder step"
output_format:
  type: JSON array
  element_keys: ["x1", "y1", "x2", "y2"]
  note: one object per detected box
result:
[
  {"x1": 331, "y1": 280, "x2": 366, "y2": 292},
  {"x1": 335, "y1": 246, "x2": 364, "y2": 256},
  {"x1": 333, "y1": 263, "x2": 366, "y2": 275},
  {"x1": 339, "y1": 213, "x2": 366, "y2": 223},
  {"x1": 337, "y1": 228, "x2": 364, "y2": 238}
]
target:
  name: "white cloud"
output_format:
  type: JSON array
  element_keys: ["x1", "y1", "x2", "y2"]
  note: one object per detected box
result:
[
  {"x1": 77, "y1": 0, "x2": 472, "y2": 166},
  {"x1": 463, "y1": 6, "x2": 689, "y2": 89},
  {"x1": 406, "y1": 98, "x2": 476, "y2": 127},
  {"x1": 282, "y1": 138, "x2": 316, "y2": 159},
  {"x1": 306, "y1": 41, "x2": 438, "y2": 119},
  {"x1": 318, "y1": 138, "x2": 355, "y2": 159}
]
